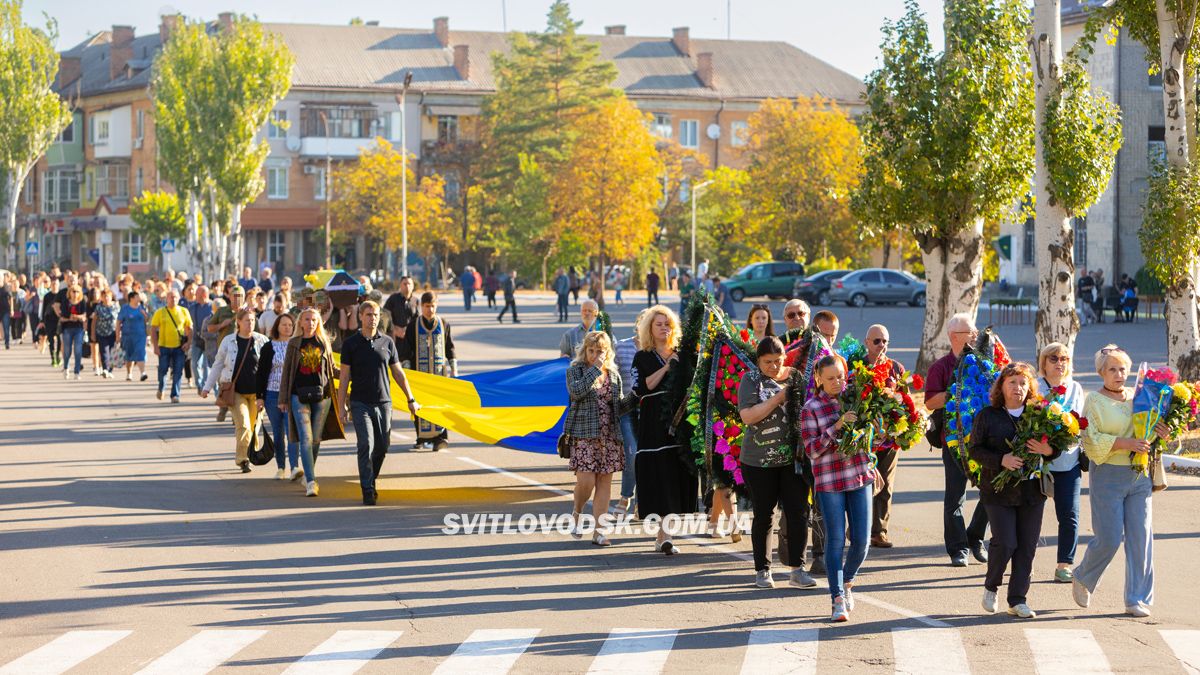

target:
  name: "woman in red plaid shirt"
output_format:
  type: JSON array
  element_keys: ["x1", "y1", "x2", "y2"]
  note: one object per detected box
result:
[{"x1": 801, "y1": 354, "x2": 876, "y2": 622}]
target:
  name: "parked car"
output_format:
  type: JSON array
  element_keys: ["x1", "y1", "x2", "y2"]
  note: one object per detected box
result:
[
  {"x1": 792, "y1": 269, "x2": 851, "y2": 305},
  {"x1": 722, "y1": 261, "x2": 806, "y2": 302},
  {"x1": 829, "y1": 268, "x2": 927, "y2": 308}
]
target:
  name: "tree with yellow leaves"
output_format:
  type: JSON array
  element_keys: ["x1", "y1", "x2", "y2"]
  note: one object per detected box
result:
[
  {"x1": 743, "y1": 96, "x2": 864, "y2": 261},
  {"x1": 551, "y1": 97, "x2": 662, "y2": 306},
  {"x1": 332, "y1": 138, "x2": 457, "y2": 279}
]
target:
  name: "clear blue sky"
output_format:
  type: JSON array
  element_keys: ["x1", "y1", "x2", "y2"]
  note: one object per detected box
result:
[{"x1": 24, "y1": 0, "x2": 945, "y2": 80}]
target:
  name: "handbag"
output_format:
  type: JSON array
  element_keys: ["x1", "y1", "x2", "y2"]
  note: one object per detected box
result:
[
  {"x1": 1039, "y1": 469, "x2": 1055, "y2": 499},
  {"x1": 557, "y1": 404, "x2": 579, "y2": 459},
  {"x1": 1151, "y1": 454, "x2": 1168, "y2": 492},
  {"x1": 296, "y1": 385, "x2": 324, "y2": 405},
  {"x1": 217, "y1": 341, "x2": 251, "y2": 408},
  {"x1": 164, "y1": 306, "x2": 189, "y2": 349},
  {"x1": 247, "y1": 417, "x2": 275, "y2": 466}
]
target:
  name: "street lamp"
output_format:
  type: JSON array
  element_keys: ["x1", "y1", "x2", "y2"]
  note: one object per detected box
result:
[
  {"x1": 395, "y1": 71, "x2": 413, "y2": 279},
  {"x1": 690, "y1": 179, "x2": 714, "y2": 279},
  {"x1": 319, "y1": 110, "x2": 332, "y2": 269}
]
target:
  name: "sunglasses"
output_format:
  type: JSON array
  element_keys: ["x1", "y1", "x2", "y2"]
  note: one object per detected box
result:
[
  {"x1": 872, "y1": 338, "x2": 888, "y2": 346},
  {"x1": 1047, "y1": 355, "x2": 1071, "y2": 364},
  {"x1": 1100, "y1": 346, "x2": 1124, "y2": 355},
  {"x1": 785, "y1": 311, "x2": 807, "y2": 319},
  {"x1": 751, "y1": 304, "x2": 769, "y2": 311}
]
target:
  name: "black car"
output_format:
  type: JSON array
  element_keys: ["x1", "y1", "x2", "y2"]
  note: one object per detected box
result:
[{"x1": 792, "y1": 269, "x2": 850, "y2": 305}]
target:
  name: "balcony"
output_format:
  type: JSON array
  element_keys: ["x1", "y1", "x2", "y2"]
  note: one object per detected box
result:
[{"x1": 299, "y1": 137, "x2": 383, "y2": 158}]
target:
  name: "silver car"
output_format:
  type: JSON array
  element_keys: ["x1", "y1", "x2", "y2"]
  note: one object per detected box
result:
[{"x1": 829, "y1": 268, "x2": 927, "y2": 308}]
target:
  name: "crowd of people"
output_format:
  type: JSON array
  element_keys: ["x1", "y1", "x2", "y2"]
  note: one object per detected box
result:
[{"x1": 0, "y1": 263, "x2": 1170, "y2": 625}]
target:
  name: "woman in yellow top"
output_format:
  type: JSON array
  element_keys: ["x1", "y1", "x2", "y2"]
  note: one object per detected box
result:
[{"x1": 1072, "y1": 345, "x2": 1169, "y2": 618}]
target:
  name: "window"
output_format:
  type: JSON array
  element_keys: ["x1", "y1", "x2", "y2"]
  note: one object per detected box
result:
[
  {"x1": 437, "y1": 115, "x2": 459, "y2": 144},
  {"x1": 1073, "y1": 216, "x2": 1088, "y2": 270},
  {"x1": 136, "y1": 110, "x2": 145, "y2": 141},
  {"x1": 94, "y1": 164, "x2": 129, "y2": 199},
  {"x1": 267, "y1": 166, "x2": 288, "y2": 199},
  {"x1": 857, "y1": 271, "x2": 882, "y2": 284},
  {"x1": 652, "y1": 113, "x2": 672, "y2": 138},
  {"x1": 312, "y1": 167, "x2": 326, "y2": 201},
  {"x1": 1022, "y1": 217, "x2": 1036, "y2": 266},
  {"x1": 301, "y1": 106, "x2": 383, "y2": 138},
  {"x1": 268, "y1": 110, "x2": 287, "y2": 139},
  {"x1": 443, "y1": 173, "x2": 461, "y2": 204},
  {"x1": 96, "y1": 119, "x2": 110, "y2": 145},
  {"x1": 882, "y1": 271, "x2": 910, "y2": 285},
  {"x1": 773, "y1": 263, "x2": 802, "y2": 277},
  {"x1": 57, "y1": 118, "x2": 75, "y2": 143},
  {"x1": 730, "y1": 120, "x2": 749, "y2": 147},
  {"x1": 23, "y1": 174, "x2": 34, "y2": 205},
  {"x1": 679, "y1": 177, "x2": 690, "y2": 203},
  {"x1": 121, "y1": 231, "x2": 146, "y2": 265},
  {"x1": 1149, "y1": 125, "x2": 1167, "y2": 164},
  {"x1": 679, "y1": 119, "x2": 699, "y2": 148},
  {"x1": 267, "y1": 230, "x2": 286, "y2": 266},
  {"x1": 750, "y1": 265, "x2": 769, "y2": 280},
  {"x1": 135, "y1": 168, "x2": 144, "y2": 194},
  {"x1": 1149, "y1": 70, "x2": 1163, "y2": 88}
]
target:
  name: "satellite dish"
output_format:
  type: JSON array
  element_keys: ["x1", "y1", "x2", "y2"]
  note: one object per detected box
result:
[
  {"x1": 285, "y1": 136, "x2": 301, "y2": 152},
  {"x1": 706, "y1": 123, "x2": 721, "y2": 140}
]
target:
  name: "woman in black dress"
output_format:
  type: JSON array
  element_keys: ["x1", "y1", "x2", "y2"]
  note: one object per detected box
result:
[{"x1": 633, "y1": 305, "x2": 698, "y2": 555}]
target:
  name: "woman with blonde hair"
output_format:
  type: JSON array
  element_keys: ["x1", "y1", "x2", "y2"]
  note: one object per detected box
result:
[
  {"x1": 633, "y1": 305, "x2": 697, "y2": 555},
  {"x1": 563, "y1": 331, "x2": 631, "y2": 545},
  {"x1": 201, "y1": 308, "x2": 268, "y2": 473},
  {"x1": 1072, "y1": 345, "x2": 1169, "y2": 618},
  {"x1": 278, "y1": 306, "x2": 344, "y2": 497},
  {"x1": 1037, "y1": 342, "x2": 1086, "y2": 582}
]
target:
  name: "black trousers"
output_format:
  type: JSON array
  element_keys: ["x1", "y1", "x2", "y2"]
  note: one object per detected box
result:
[
  {"x1": 498, "y1": 298, "x2": 518, "y2": 322},
  {"x1": 742, "y1": 464, "x2": 809, "y2": 572},
  {"x1": 647, "y1": 290, "x2": 659, "y2": 307},
  {"x1": 942, "y1": 447, "x2": 989, "y2": 556},
  {"x1": 983, "y1": 500, "x2": 1045, "y2": 607}
]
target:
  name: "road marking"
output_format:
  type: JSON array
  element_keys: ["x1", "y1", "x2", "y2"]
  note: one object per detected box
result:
[
  {"x1": 0, "y1": 630, "x2": 131, "y2": 675},
  {"x1": 455, "y1": 455, "x2": 571, "y2": 496},
  {"x1": 282, "y1": 630, "x2": 402, "y2": 675},
  {"x1": 892, "y1": 627, "x2": 969, "y2": 675},
  {"x1": 739, "y1": 628, "x2": 818, "y2": 675},
  {"x1": 587, "y1": 628, "x2": 678, "y2": 674},
  {"x1": 134, "y1": 630, "x2": 266, "y2": 675},
  {"x1": 1160, "y1": 630, "x2": 1200, "y2": 675},
  {"x1": 1025, "y1": 629, "x2": 1111, "y2": 675},
  {"x1": 861, "y1": 594, "x2": 951, "y2": 629},
  {"x1": 432, "y1": 628, "x2": 540, "y2": 674}
]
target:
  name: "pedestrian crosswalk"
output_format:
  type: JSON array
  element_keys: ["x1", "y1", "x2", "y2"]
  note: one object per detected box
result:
[{"x1": 0, "y1": 626, "x2": 1196, "y2": 674}]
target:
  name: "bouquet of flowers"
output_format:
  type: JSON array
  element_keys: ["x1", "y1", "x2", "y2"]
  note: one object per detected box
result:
[
  {"x1": 836, "y1": 335, "x2": 867, "y2": 367},
  {"x1": 1130, "y1": 367, "x2": 1200, "y2": 474},
  {"x1": 944, "y1": 329, "x2": 1011, "y2": 485},
  {"x1": 992, "y1": 395, "x2": 1084, "y2": 491},
  {"x1": 838, "y1": 360, "x2": 929, "y2": 457},
  {"x1": 705, "y1": 337, "x2": 756, "y2": 486}
]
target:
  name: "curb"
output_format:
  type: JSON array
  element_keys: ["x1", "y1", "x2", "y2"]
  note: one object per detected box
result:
[{"x1": 1163, "y1": 453, "x2": 1200, "y2": 477}]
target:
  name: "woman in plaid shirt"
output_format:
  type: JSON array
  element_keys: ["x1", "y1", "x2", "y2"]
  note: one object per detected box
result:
[{"x1": 801, "y1": 355, "x2": 876, "y2": 623}]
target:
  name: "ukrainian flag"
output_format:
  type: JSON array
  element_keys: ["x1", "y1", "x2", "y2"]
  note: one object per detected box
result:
[{"x1": 385, "y1": 358, "x2": 570, "y2": 454}]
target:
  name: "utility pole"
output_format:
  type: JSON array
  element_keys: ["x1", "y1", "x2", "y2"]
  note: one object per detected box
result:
[{"x1": 395, "y1": 71, "x2": 414, "y2": 279}]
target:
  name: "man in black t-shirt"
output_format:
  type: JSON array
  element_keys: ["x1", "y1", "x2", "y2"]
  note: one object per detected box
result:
[
  {"x1": 337, "y1": 300, "x2": 419, "y2": 505},
  {"x1": 383, "y1": 276, "x2": 417, "y2": 358}
]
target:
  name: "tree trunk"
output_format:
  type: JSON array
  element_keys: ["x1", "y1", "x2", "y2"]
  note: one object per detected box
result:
[
  {"x1": 596, "y1": 241, "x2": 607, "y2": 310},
  {"x1": 1155, "y1": 0, "x2": 1200, "y2": 378},
  {"x1": 230, "y1": 203, "x2": 243, "y2": 278},
  {"x1": 915, "y1": 221, "x2": 985, "y2": 373},
  {"x1": 2, "y1": 173, "x2": 19, "y2": 269},
  {"x1": 1031, "y1": 0, "x2": 1080, "y2": 356}
]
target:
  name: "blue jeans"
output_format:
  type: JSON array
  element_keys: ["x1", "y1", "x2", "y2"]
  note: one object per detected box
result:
[
  {"x1": 157, "y1": 346, "x2": 185, "y2": 399},
  {"x1": 351, "y1": 400, "x2": 392, "y2": 496},
  {"x1": 1, "y1": 313, "x2": 9, "y2": 348},
  {"x1": 942, "y1": 446, "x2": 990, "y2": 556},
  {"x1": 265, "y1": 390, "x2": 298, "y2": 470},
  {"x1": 190, "y1": 345, "x2": 209, "y2": 393},
  {"x1": 556, "y1": 293, "x2": 569, "y2": 321},
  {"x1": 290, "y1": 395, "x2": 331, "y2": 483},
  {"x1": 1074, "y1": 462, "x2": 1154, "y2": 608},
  {"x1": 463, "y1": 290, "x2": 472, "y2": 311},
  {"x1": 97, "y1": 333, "x2": 116, "y2": 371},
  {"x1": 817, "y1": 485, "x2": 872, "y2": 600},
  {"x1": 618, "y1": 412, "x2": 638, "y2": 499},
  {"x1": 1051, "y1": 463, "x2": 1082, "y2": 564},
  {"x1": 62, "y1": 326, "x2": 85, "y2": 374}
]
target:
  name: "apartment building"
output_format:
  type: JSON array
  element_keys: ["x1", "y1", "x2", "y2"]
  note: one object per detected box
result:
[{"x1": 21, "y1": 14, "x2": 865, "y2": 278}]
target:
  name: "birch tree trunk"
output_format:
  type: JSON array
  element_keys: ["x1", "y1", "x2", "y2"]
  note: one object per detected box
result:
[
  {"x1": 2, "y1": 173, "x2": 18, "y2": 268},
  {"x1": 915, "y1": 220, "x2": 985, "y2": 373},
  {"x1": 1156, "y1": 0, "x2": 1200, "y2": 377},
  {"x1": 1031, "y1": 0, "x2": 1080, "y2": 356},
  {"x1": 229, "y1": 203, "x2": 243, "y2": 277}
]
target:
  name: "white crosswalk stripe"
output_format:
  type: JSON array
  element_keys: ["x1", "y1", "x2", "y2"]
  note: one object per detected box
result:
[
  {"x1": 1160, "y1": 630, "x2": 1200, "y2": 675},
  {"x1": 892, "y1": 627, "x2": 970, "y2": 675},
  {"x1": 739, "y1": 628, "x2": 818, "y2": 675},
  {"x1": 587, "y1": 628, "x2": 678, "y2": 674},
  {"x1": 1025, "y1": 628, "x2": 1111, "y2": 675},
  {"x1": 431, "y1": 628, "x2": 540, "y2": 675},
  {"x1": 282, "y1": 630, "x2": 403, "y2": 675},
  {"x1": 0, "y1": 630, "x2": 131, "y2": 675},
  {"x1": 133, "y1": 629, "x2": 266, "y2": 675}
]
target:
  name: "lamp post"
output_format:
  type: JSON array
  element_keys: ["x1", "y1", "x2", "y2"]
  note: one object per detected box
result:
[
  {"x1": 319, "y1": 110, "x2": 332, "y2": 269},
  {"x1": 394, "y1": 71, "x2": 413, "y2": 279},
  {"x1": 690, "y1": 179, "x2": 713, "y2": 279}
]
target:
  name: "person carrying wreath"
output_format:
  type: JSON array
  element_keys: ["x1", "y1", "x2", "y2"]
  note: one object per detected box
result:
[{"x1": 967, "y1": 362, "x2": 1059, "y2": 619}]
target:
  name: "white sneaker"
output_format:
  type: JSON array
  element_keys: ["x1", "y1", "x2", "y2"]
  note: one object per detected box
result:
[
  {"x1": 63, "y1": 370, "x2": 70, "y2": 380},
  {"x1": 982, "y1": 589, "x2": 998, "y2": 613},
  {"x1": 789, "y1": 569, "x2": 818, "y2": 589},
  {"x1": 126, "y1": 373, "x2": 132, "y2": 381},
  {"x1": 290, "y1": 468, "x2": 304, "y2": 482},
  {"x1": 844, "y1": 586, "x2": 855, "y2": 612},
  {"x1": 1007, "y1": 603, "x2": 1037, "y2": 619},
  {"x1": 831, "y1": 598, "x2": 849, "y2": 622},
  {"x1": 1126, "y1": 604, "x2": 1152, "y2": 618},
  {"x1": 305, "y1": 481, "x2": 319, "y2": 497},
  {"x1": 275, "y1": 468, "x2": 287, "y2": 480},
  {"x1": 74, "y1": 372, "x2": 81, "y2": 380},
  {"x1": 756, "y1": 570, "x2": 775, "y2": 588},
  {"x1": 1072, "y1": 578, "x2": 1091, "y2": 608}
]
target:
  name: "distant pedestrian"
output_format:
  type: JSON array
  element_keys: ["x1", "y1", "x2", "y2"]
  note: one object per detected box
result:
[
  {"x1": 92, "y1": 288, "x2": 119, "y2": 379},
  {"x1": 569, "y1": 266, "x2": 581, "y2": 304},
  {"x1": 497, "y1": 271, "x2": 520, "y2": 323},
  {"x1": 678, "y1": 272, "x2": 695, "y2": 316},
  {"x1": 116, "y1": 290, "x2": 149, "y2": 382},
  {"x1": 553, "y1": 267, "x2": 570, "y2": 322},
  {"x1": 714, "y1": 277, "x2": 737, "y2": 320},
  {"x1": 238, "y1": 266, "x2": 257, "y2": 293},
  {"x1": 460, "y1": 266, "x2": 476, "y2": 311},
  {"x1": 645, "y1": 268, "x2": 660, "y2": 307},
  {"x1": 485, "y1": 269, "x2": 501, "y2": 309},
  {"x1": 613, "y1": 271, "x2": 625, "y2": 306},
  {"x1": 0, "y1": 272, "x2": 12, "y2": 349},
  {"x1": 150, "y1": 289, "x2": 193, "y2": 403},
  {"x1": 59, "y1": 285, "x2": 88, "y2": 380},
  {"x1": 668, "y1": 264, "x2": 679, "y2": 291}
]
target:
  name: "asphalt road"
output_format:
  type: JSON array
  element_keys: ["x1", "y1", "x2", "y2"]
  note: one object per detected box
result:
[{"x1": 1, "y1": 291, "x2": 1197, "y2": 674}]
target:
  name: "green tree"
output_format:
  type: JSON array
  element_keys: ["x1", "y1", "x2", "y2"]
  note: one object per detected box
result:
[
  {"x1": 854, "y1": 0, "x2": 1034, "y2": 372},
  {"x1": 479, "y1": 0, "x2": 617, "y2": 276},
  {"x1": 695, "y1": 166, "x2": 770, "y2": 275},
  {"x1": 0, "y1": 1, "x2": 72, "y2": 265},
  {"x1": 130, "y1": 190, "x2": 187, "y2": 268}
]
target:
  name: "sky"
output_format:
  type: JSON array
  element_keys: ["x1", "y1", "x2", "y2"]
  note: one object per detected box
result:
[{"x1": 23, "y1": 0, "x2": 946, "y2": 80}]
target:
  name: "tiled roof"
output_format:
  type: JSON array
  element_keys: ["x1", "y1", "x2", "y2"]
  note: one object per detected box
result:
[{"x1": 61, "y1": 20, "x2": 865, "y2": 105}]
